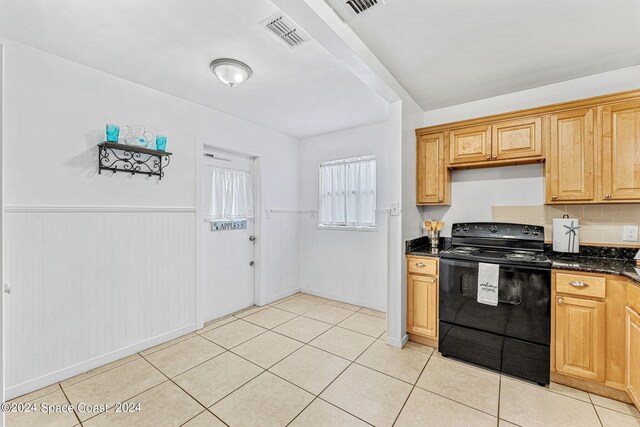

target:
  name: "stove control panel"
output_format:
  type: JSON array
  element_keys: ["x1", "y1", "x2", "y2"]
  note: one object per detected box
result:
[{"x1": 450, "y1": 222, "x2": 545, "y2": 241}]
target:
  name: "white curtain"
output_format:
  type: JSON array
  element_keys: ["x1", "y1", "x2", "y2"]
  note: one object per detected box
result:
[
  {"x1": 204, "y1": 166, "x2": 253, "y2": 221},
  {"x1": 319, "y1": 156, "x2": 376, "y2": 227}
]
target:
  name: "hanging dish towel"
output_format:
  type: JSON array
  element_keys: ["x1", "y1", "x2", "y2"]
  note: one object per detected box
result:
[{"x1": 477, "y1": 263, "x2": 500, "y2": 306}]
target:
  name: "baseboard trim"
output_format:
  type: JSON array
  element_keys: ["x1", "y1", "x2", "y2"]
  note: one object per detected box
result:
[
  {"x1": 5, "y1": 324, "x2": 195, "y2": 400},
  {"x1": 4, "y1": 205, "x2": 197, "y2": 213},
  {"x1": 386, "y1": 334, "x2": 407, "y2": 348},
  {"x1": 299, "y1": 289, "x2": 386, "y2": 312},
  {"x1": 263, "y1": 288, "x2": 302, "y2": 305}
]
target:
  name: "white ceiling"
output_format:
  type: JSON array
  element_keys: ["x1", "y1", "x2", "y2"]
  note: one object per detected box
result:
[
  {"x1": 0, "y1": 0, "x2": 390, "y2": 139},
  {"x1": 332, "y1": 0, "x2": 640, "y2": 111}
]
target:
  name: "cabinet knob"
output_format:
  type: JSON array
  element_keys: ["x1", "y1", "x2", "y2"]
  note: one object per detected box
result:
[
  {"x1": 605, "y1": 194, "x2": 612, "y2": 199},
  {"x1": 492, "y1": 155, "x2": 498, "y2": 160},
  {"x1": 557, "y1": 298, "x2": 564, "y2": 305},
  {"x1": 438, "y1": 198, "x2": 443, "y2": 203},
  {"x1": 485, "y1": 154, "x2": 490, "y2": 159},
  {"x1": 416, "y1": 262, "x2": 425, "y2": 267},
  {"x1": 551, "y1": 195, "x2": 557, "y2": 200}
]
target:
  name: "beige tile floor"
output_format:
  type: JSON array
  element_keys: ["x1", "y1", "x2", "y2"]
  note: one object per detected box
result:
[{"x1": 6, "y1": 292, "x2": 640, "y2": 427}]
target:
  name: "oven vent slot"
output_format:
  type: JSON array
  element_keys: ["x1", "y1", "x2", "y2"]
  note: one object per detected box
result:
[{"x1": 261, "y1": 12, "x2": 310, "y2": 49}]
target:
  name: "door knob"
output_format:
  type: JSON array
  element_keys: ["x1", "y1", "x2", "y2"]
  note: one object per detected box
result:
[
  {"x1": 4, "y1": 283, "x2": 11, "y2": 294},
  {"x1": 249, "y1": 261, "x2": 255, "y2": 267},
  {"x1": 249, "y1": 236, "x2": 256, "y2": 242}
]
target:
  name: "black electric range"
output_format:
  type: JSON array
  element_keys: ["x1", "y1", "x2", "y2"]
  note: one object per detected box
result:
[{"x1": 438, "y1": 222, "x2": 552, "y2": 385}]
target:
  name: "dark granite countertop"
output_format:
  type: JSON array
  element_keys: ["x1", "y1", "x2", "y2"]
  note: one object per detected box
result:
[
  {"x1": 405, "y1": 236, "x2": 450, "y2": 258},
  {"x1": 405, "y1": 235, "x2": 640, "y2": 285},
  {"x1": 549, "y1": 254, "x2": 640, "y2": 286}
]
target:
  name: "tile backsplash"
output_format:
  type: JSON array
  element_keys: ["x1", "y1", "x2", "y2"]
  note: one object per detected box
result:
[{"x1": 492, "y1": 204, "x2": 640, "y2": 247}]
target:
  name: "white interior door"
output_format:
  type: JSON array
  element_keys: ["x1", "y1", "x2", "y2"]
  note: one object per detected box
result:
[{"x1": 201, "y1": 151, "x2": 256, "y2": 322}]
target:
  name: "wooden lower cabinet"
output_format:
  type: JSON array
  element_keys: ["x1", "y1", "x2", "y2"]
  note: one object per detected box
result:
[
  {"x1": 627, "y1": 306, "x2": 640, "y2": 409},
  {"x1": 555, "y1": 295, "x2": 606, "y2": 382},
  {"x1": 406, "y1": 256, "x2": 438, "y2": 345},
  {"x1": 552, "y1": 270, "x2": 640, "y2": 409}
]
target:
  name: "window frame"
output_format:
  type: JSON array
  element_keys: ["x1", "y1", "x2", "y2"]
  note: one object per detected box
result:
[{"x1": 317, "y1": 155, "x2": 377, "y2": 231}]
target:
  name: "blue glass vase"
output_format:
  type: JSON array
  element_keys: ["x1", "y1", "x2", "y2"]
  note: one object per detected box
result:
[
  {"x1": 106, "y1": 123, "x2": 119, "y2": 142},
  {"x1": 155, "y1": 135, "x2": 167, "y2": 151}
]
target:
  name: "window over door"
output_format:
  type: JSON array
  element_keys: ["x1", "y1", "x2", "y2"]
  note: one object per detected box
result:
[{"x1": 318, "y1": 156, "x2": 376, "y2": 228}]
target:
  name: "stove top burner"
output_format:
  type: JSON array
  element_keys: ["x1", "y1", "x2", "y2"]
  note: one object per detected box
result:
[
  {"x1": 503, "y1": 252, "x2": 537, "y2": 261},
  {"x1": 450, "y1": 246, "x2": 482, "y2": 255}
]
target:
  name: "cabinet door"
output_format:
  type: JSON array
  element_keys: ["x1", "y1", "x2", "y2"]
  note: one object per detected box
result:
[
  {"x1": 627, "y1": 306, "x2": 640, "y2": 410},
  {"x1": 492, "y1": 117, "x2": 543, "y2": 161},
  {"x1": 407, "y1": 274, "x2": 438, "y2": 339},
  {"x1": 449, "y1": 125, "x2": 491, "y2": 165},
  {"x1": 416, "y1": 132, "x2": 449, "y2": 205},
  {"x1": 555, "y1": 296, "x2": 605, "y2": 381},
  {"x1": 547, "y1": 109, "x2": 595, "y2": 203},
  {"x1": 602, "y1": 101, "x2": 640, "y2": 201}
]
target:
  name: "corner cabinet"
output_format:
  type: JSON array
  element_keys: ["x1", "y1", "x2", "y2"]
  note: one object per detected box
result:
[
  {"x1": 406, "y1": 256, "x2": 438, "y2": 347},
  {"x1": 627, "y1": 306, "x2": 640, "y2": 408},
  {"x1": 416, "y1": 132, "x2": 450, "y2": 205}
]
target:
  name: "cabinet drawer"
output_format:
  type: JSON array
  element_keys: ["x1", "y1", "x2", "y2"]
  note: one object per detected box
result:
[
  {"x1": 407, "y1": 256, "x2": 438, "y2": 275},
  {"x1": 556, "y1": 273, "x2": 606, "y2": 298}
]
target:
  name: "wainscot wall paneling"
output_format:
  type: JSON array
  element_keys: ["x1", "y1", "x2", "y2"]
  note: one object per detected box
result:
[
  {"x1": 298, "y1": 210, "x2": 389, "y2": 311},
  {"x1": 261, "y1": 210, "x2": 301, "y2": 304},
  {"x1": 3, "y1": 206, "x2": 196, "y2": 399}
]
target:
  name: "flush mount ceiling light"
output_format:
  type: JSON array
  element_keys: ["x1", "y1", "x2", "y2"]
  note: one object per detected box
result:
[{"x1": 209, "y1": 58, "x2": 253, "y2": 88}]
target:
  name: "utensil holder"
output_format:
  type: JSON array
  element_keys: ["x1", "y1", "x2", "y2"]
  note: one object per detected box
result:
[{"x1": 428, "y1": 230, "x2": 440, "y2": 249}]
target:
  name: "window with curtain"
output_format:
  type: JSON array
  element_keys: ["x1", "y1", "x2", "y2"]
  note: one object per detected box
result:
[
  {"x1": 318, "y1": 155, "x2": 376, "y2": 228},
  {"x1": 204, "y1": 166, "x2": 254, "y2": 221}
]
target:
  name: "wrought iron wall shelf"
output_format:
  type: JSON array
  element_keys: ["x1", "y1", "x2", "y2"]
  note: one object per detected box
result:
[{"x1": 98, "y1": 142, "x2": 172, "y2": 180}]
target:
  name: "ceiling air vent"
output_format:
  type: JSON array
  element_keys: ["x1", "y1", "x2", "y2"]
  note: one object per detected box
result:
[
  {"x1": 345, "y1": 0, "x2": 384, "y2": 15},
  {"x1": 261, "y1": 12, "x2": 310, "y2": 49}
]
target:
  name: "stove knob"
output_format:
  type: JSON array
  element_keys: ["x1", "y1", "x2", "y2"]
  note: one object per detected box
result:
[
  {"x1": 453, "y1": 224, "x2": 461, "y2": 233},
  {"x1": 462, "y1": 224, "x2": 469, "y2": 232},
  {"x1": 489, "y1": 225, "x2": 498, "y2": 233},
  {"x1": 532, "y1": 227, "x2": 540, "y2": 236},
  {"x1": 522, "y1": 226, "x2": 531, "y2": 235}
]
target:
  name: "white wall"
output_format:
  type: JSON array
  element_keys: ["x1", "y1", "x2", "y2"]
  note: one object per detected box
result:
[
  {"x1": 415, "y1": 65, "x2": 640, "y2": 238},
  {"x1": 297, "y1": 120, "x2": 391, "y2": 310},
  {"x1": 2, "y1": 39, "x2": 300, "y2": 398}
]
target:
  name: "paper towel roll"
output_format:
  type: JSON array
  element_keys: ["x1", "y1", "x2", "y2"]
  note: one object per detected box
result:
[{"x1": 553, "y1": 218, "x2": 580, "y2": 253}]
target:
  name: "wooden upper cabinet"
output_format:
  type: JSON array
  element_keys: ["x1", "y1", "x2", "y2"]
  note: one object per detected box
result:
[
  {"x1": 449, "y1": 125, "x2": 491, "y2": 165},
  {"x1": 627, "y1": 306, "x2": 640, "y2": 409},
  {"x1": 546, "y1": 109, "x2": 595, "y2": 203},
  {"x1": 555, "y1": 295, "x2": 606, "y2": 382},
  {"x1": 492, "y1": 117, "x2": 543, "y2": 161},
  {"x1": 416, "y1": 132, "x2": 449, "y2": 205},
  {"x1": 602, "y1": 101, "x2": 640, "y2": 202}
]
